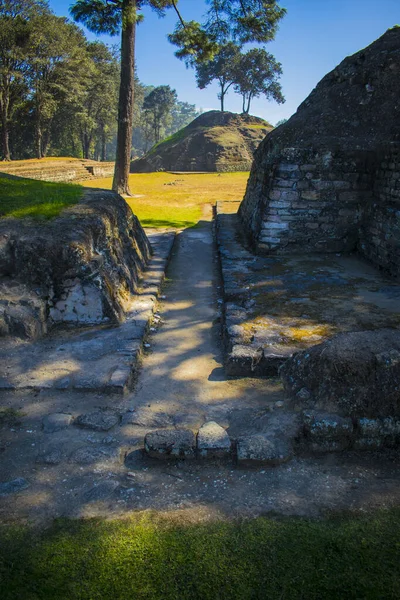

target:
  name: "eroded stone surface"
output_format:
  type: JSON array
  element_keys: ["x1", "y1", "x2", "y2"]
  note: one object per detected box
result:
[
  {"x1": 281, "y1": 329, "x2": 400, "y2": 417},
  {"x1": 197, "y1": 421, "x2": 231, "y2": 458},
  {"x1": 69, "y1": 445, "x2": 121, "y2": 465},
  {"x1": 0, "y1": 478, "x2": 29, "y2": 496},
  {"x1": 237, "y1": 434, "x2": 292, "y2": 466},
  {"x1": 75, "y1": 411, "x2": 120, "y2": 432},
  {"x1": 0, "y1": 189, "x2": 151, "y2": 337},
  {"x1": 144, "y1": 429, "x2": 196, "y2": 460}
]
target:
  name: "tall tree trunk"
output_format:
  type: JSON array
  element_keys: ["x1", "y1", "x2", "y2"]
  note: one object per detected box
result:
[
  {"x1": 112, "y1": 0, "x2": 136, "y2": 196},
  {"x1": 42, "y1": 124, "x2": 51, "y2": 158},
  {"x1": 36, "y1": 117, "x2": 42, "y2": 159},
  {"x1": 101, "y1": 128, "x2": 107, "y2": 161},
  {"x1": 220, "y1": 92, "x2": 224, "y2": 112},
  {"x1": 242, "y1": 95, "x2": 246, "y2": 114},
  {"x1": 246, "y1": 95, "x2": 252, "y2": 115},
  {"x1": 0, "y1": 94, "x2": 11, "y2": 161}
]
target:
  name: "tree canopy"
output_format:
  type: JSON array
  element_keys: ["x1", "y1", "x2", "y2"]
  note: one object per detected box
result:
[{"x1": 70, "y1": 0, "x2": 286, "y2": 194}]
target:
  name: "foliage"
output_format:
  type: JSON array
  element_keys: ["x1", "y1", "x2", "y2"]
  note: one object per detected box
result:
[
  {"x1": 233, "y1": 48, "x2": 284, "y2": 114},
  {"x1": 70, "y1": 0, "x2": 286, "y2": 193},
  {"x1": 81, "y1": 171, "x2": 250, "y2": 228},
  {"x1": 143, "y1": 85, "x2": 177, "y2": 143},
  {"x1": 195, "y1": 42, "x2": 241, "y2": 112},
  {"x1": 1, "y1": 509, "x2": 400, "y2": 599},
  {"x1": 0, "y1": 176, "x2": 82, "y2": 219}
]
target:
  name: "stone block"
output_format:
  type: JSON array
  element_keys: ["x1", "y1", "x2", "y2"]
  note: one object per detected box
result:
[
  {"x1": 144, "y1": 429, "x2": 196, "y2": 459},
  {"x1": 302, "y1": 411, "x2": 353, "y2": 441},
  {"x1": 75, "y1": 410, "x2": 120, "y2": 432},
  {"x1": 42, "y1": 413, "x2": 73, "y2": 433},
  {"x1": 197, "y1": 421, "x2": 231, "y2": 458},
  {"x1": 236, "y1": 434, "x2": 292, "y2": 465}
]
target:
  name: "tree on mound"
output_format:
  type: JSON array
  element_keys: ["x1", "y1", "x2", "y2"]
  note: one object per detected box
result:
[
  {"x1": 233, "y1": 48, "x2": 284, "y2": 114},
  {"x1": 70, "y1": 0, "x2": 286, "y2": 195}
]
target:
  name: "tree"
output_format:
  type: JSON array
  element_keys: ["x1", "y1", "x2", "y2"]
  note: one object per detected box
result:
[
  {"x1": 233, "y1": 48, "x2": 284, "y2": 114},
  {"x1": 167, "y1": 100, "x2": 199, "y2": 135},
  {"x1": 70, "y1": 0, "x2": 286, "y2": 194},
  {"x1": 0, "y1": 0, "x2": 48, "y2": 160},
  {"x1": 195, "y1": 42, "x2": 240, "y2": 112},
  {"x1": 143, "y1": 85, "x2": 177, "y2": 143},
  {"x1": 75, "y1": 42, "x2": 119, "y2": 159},
  {"x1": 26, "y1": 14, "x2": 86, "y2": 158}
]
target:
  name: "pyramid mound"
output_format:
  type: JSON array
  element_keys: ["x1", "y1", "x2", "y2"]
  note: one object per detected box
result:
[
  {"x1": 131, "y1": 110, "x2": 273, "y2": 173},
  {"x1": 239, "y1": 27, "x2": 400, "y2": 277}
]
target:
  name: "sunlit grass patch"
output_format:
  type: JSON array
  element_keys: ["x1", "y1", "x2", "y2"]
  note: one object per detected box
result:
[
  {"x1": 81, "y1": 171, "x2": 250, "y2": 228},
  {"x1": 0, "y1": 177, "x2": 83, "y2": 220},
  {"x1": 1, "y1": 510, "x2": 400, "y2": 599}
]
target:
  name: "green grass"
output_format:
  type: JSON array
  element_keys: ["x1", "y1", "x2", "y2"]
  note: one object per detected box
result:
[
  {"x1": 1, "y1": 510, "x2": 400, "y2": 599},
  {"x1": 0, "y1": 177, "x2": 83, "y2": 220},
  {"x1": 81, "y1": 172, "x2": 249, "y2": 229},
  {"x1": 0, "y1": 408, "x2": 25, "y2": 426}
]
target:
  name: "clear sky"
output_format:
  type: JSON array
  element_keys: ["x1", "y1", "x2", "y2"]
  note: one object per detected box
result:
[{"x1": 50, "y1": 0, "x2": 399, "y2": 125}]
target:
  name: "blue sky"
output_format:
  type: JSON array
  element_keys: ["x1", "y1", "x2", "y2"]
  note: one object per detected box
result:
[{"x1": 50, "y1": 0, "x2": 399, "y2": 125}]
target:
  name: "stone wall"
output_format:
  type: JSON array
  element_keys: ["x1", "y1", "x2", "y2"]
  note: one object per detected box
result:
[
  {"x1": 0, "y1": 190, "x2": 152, "y2": 339},
  {"x1": 239, "y1": 147, "x2": 375, "y2": 255},
  {"x1": 238, "y1": 27, "x2": 400, "y2": 278},
  {"x1": 359, "y1": 147, "x2": 400, "y2": 278}
]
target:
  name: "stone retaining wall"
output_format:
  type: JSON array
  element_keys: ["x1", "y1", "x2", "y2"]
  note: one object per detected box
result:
[
  {"x1": 239, "y1": 144, "x2": 400, "y2": 278},
  {"x1": 359, "y1": 147, "x2": 400, "y2": 278}
]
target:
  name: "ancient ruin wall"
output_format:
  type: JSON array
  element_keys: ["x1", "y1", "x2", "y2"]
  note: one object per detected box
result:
[
  {"x1": 239, "y1": 147, "x2": 375, "y2": 254},
  {"x1": 0, "y1": 190, "x2": 152, "y2": 338},
  {"x1": 238, "y1": 27, "x2": 400, "y2": 276},
  {"x1": 359, "y1": 147, "x2": 400, "y2": 278}
]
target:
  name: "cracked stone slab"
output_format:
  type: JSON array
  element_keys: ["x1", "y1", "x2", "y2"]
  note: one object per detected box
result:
[
  {"x1": 0, "y1": 477, "x2": 29, "y2": 496},
  {"x1": 36, "y1": 448, "x2": 63, "y2": 465},
  {"x1": 197, "y1": 421, "x2": 231, "y2": 458},
  {"x1": 75, "y1": 410, "x2": 120, "y2": 432},
  {"x1": 144, "y1": 429, "x2": 196, "y2": 460},
  {"x1": 68, "y1": 445, "x2": 121, "y2": 465},
  {"x1": 236, "y1": 434, "x2": 293, "y2": 466},
  {"x1": 42, "y1": 413, "x2": 73, "y2": 433}
]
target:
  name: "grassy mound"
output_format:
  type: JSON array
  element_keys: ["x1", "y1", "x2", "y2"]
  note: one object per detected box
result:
[{"x1": 0, "y1": 177, "x2": 82, "y2": 220}]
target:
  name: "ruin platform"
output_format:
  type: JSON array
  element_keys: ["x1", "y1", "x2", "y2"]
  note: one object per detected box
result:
[
  {"x1": 0, "y1": 230, "x2": 175, "y2": 394},
  {"x1": 216, "y1": 201, "x2": 400, "y2": 377}
]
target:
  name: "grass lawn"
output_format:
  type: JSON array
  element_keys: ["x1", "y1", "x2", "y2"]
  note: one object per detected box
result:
[
  {"x1": 0, "y1": 177, "x2": 83, "y2": 220},
  {"x1": 1, "y1": 509, "x2": 400, "y2": 599},
  {"x1": 81, "y1": 171, "x2": 249, "y2": 228}
]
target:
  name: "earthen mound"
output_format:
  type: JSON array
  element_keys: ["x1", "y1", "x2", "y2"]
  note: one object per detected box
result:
[
  {"x1": 131, "y1": 110, "x2": 273, "y2": 173},
  {"x1": 0, "y1": 190, "x2": 151, "y2": 339}
]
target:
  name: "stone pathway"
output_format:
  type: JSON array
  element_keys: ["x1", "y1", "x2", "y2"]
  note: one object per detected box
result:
[
  {"x1": 216, "y1": 201, "x2": 400, "y2": 376},
  {"x1": 1, "y1": 206, "x2": 400, "y2": 524}
]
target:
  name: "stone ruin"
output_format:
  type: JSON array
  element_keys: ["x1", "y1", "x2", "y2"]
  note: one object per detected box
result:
[
  {"x1": 216, "y1": 27, "x2": 400, "y2": 453},
  {"x1": 239, "y1": 26, "x2": 400, "y2": 278},
  {"x1": 0, "y1": 190, "x2": 151, "y2": 340}
]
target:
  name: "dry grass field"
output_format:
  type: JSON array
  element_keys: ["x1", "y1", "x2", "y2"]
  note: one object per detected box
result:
[{"x1": 81, "y1": 171, "x2": 249, "y2": 227}]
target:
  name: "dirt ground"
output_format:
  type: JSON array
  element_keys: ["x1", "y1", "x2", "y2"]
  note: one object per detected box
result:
[{"x1": 1, "y1": 206, "x2": 400, "y2": 525}]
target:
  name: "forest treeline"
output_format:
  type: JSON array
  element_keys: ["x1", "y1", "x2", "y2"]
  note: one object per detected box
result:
[{"x1": 0, "y1": 0, "x2": 198, "y2": 161}]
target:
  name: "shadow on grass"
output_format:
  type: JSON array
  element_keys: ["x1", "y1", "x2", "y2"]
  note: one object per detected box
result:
[{"x1": 1, "y1": 509, "x2": 400, "y2": 600}]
